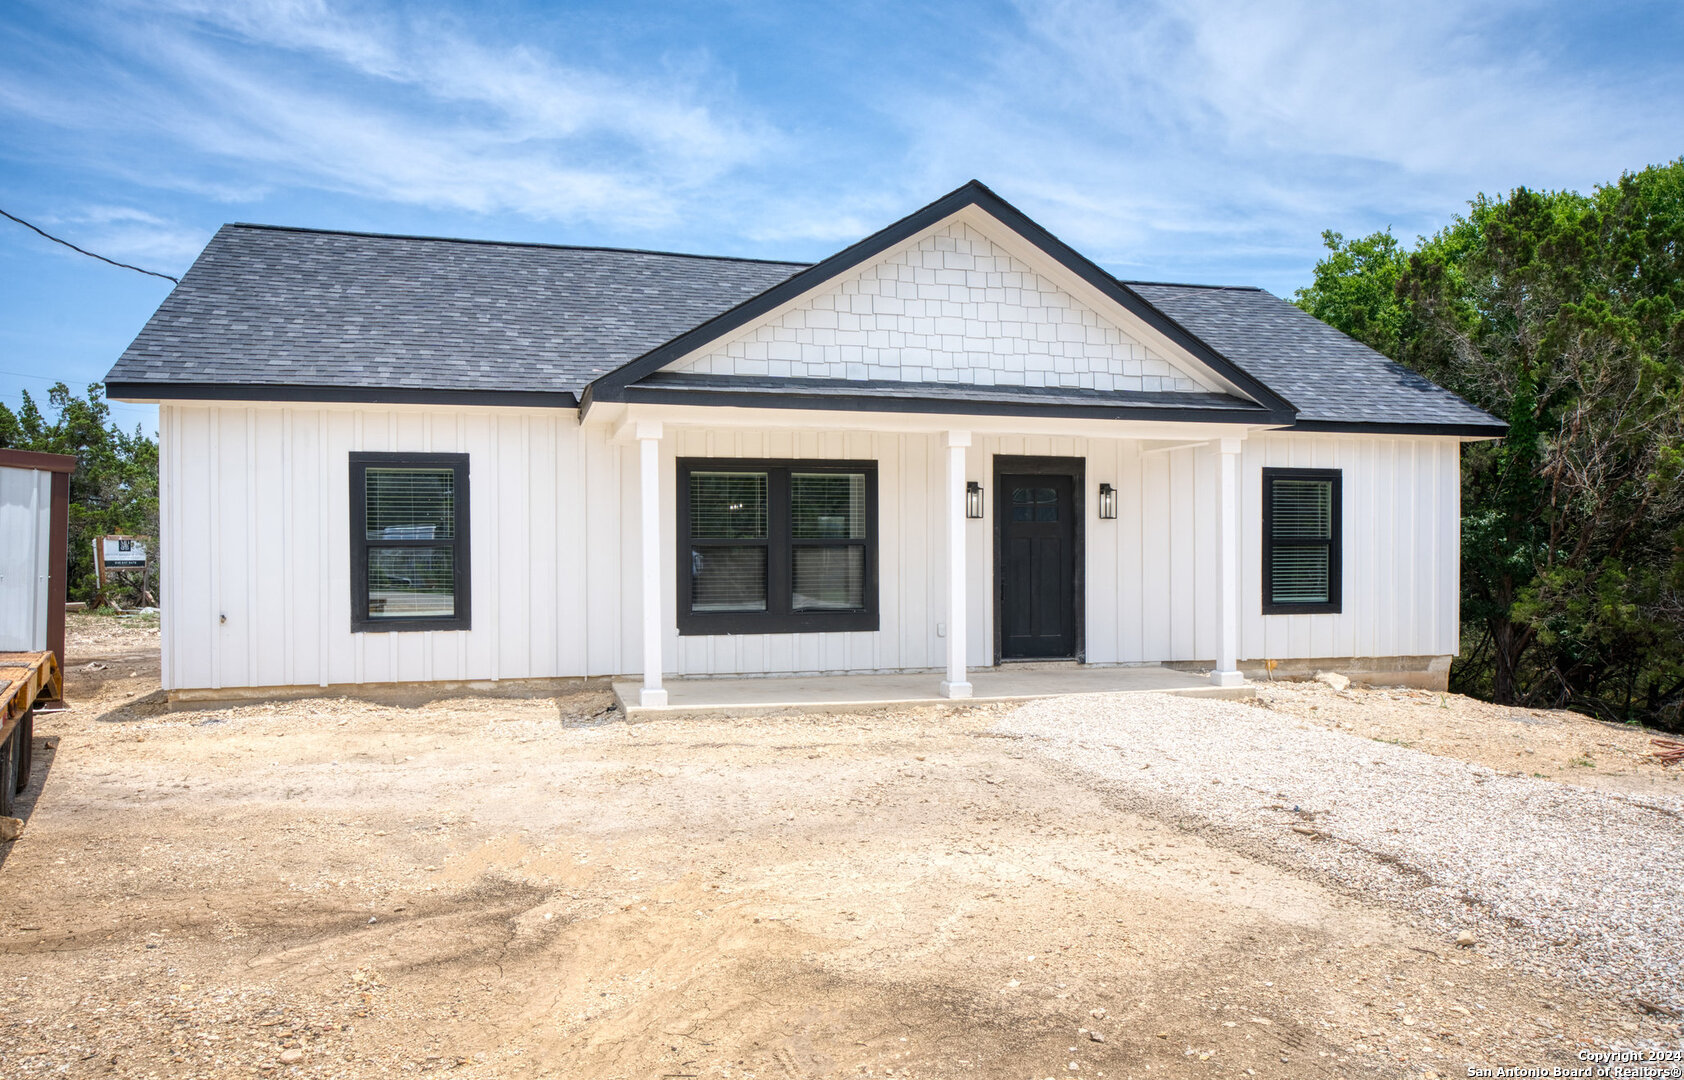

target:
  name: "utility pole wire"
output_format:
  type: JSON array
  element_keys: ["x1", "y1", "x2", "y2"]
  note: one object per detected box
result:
[{"x1": 1, "y1": 207, "x2": 180, "y2": 284}]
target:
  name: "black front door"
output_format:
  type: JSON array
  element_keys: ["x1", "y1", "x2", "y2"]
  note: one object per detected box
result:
[{"x1": 998, "y1": 472, "x2": 1077, "y2": 659}]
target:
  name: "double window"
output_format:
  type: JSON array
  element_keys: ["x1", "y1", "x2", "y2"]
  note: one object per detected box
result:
[
  {"x1": 350, "y1": 453, "x2": 471, "y2": 632},
  {"x1": 1261, "y1": 467, "x2": 1341, "y2": 614},
  {"x1": 677, "y1": 458, "x2": 879, "y2": 635}
]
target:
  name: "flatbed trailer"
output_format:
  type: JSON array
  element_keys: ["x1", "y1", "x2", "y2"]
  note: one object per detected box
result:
[{"x1": 0, "y1": 650, "x2": 62, "y2": 818}]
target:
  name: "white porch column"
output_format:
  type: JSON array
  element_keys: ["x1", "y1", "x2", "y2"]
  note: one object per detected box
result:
[
  {"x1": 636, "y1": 420, "x2": 667, "y2": 707},
  {"x1": 1212, "y1": 436, "x2": 1245, "y2": 687},
  {"x1": 941, "y1": 431, "x2": 973, "y2": 699}
]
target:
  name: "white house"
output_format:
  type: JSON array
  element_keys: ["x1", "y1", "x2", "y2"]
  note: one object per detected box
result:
[{"x1": 106, "y1": 182, "x2": 1503, "y2": 705}]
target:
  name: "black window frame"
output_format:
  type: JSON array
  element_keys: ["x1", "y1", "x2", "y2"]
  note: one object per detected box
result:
[
  {"x1": 350, "y1": 452, "x2": 472, "y2": 633},
  {"x1": 677, "y1": 457, "x2": 879, "y2": 636},
  {"x1": 1261, "y1": 467, "x2": 1342, "y2": 615}
]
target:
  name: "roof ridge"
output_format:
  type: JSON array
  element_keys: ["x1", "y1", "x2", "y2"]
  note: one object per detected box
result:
[
  {"x1": 223, "y1": 222, "x2": 814, "y2": 268},
  {"x1": 1118, "y1": 279, "x2": 1264, "y2": 292}
]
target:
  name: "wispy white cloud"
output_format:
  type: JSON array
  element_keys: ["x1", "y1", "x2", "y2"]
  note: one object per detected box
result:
[
  {"x1": 0, "y1": 203, "x2": 208, "y2": 273},
  {"x1": 878, "y1": 0, "x2": 1684, "y2": 283},
  {"x1": 145, "y1": 0, "x2": 770, "y2": 180},
  {"x1": 1067, "y1": 0, "x2": 1668, "y2": 182},
  {"x1": 1, "y1": 0, "x2": 1678, "y2": 290},
  {"x1": 3, "y1": 0, "x2": 780, "y2": 230},
  {"x1": 82, "y1": 221, "x2": 210, "y2": 266}
]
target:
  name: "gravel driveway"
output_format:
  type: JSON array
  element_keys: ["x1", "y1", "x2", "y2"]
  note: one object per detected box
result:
[{"x1": 1001, "y1": 692, "x2": 1684, "y2": 1015}]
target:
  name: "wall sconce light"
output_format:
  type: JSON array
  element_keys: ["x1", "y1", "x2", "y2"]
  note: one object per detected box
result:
[
  {"x1": 1097, "y1": 482, "x2": 1117, "y2": 520},
  {"x1": 965, "y1": 481, "x2": 984, "y2": 519}
]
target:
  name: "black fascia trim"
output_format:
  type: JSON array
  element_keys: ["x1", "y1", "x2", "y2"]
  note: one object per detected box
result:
[
  {"x1": 349, "y1": 452, "x2": 472, "y2": 633},
  {"x1": 105, "y1": 381, "x2": 579, "y2": 409},
  {"x1": 677, "y1": 457, "x2": 880, "y2": 637},
  {"x1": 620, "y1": 383, "x2": 1288, "y2": 425},
  {"x1": 581, "y1": 180, "x2": 1299, "y2": 419},
  {"x1": 1115, "y1": 280, "x2": 1265, "y2": 292},
  {"x1": 1286, "y1": 418, "x2": 1508, "y2": 437},
  {"x1": 1261, "y1": 467, "x2": 1342, "y2": 616}
]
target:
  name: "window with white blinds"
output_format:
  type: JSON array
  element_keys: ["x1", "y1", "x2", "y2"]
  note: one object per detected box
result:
[
  {"x1": 688, "y1": 471, "x2": 769, "y2": 613},
  {"x1": 790, "y1": 473, "x2": 867, "y2": 612},
  {"x1": 1261, "y1": 468, "x2": 1341, "y2": 614},
  {"x1": 350, "y1": 453, "x2": 471, "y2": 631},
  {"x1": 678, "y1": 459, "x2": 878, "y2": 634}
]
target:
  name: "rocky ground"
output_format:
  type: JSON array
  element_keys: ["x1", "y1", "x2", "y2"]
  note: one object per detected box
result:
[
  {"x1": 1004, "y1": 690, "x2": 1684, "y2": 1013},
  {"x1": 0, "y1": 616, "x2": 1679, "y2": 1079}
]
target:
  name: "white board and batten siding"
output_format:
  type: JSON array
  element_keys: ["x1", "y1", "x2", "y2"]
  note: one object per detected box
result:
[
  {"x1": 970, "y1": 432, "x2": 1459, "y2": 669},
  {"x1": 158, "y1": 402, "x2": 1460, "y2": 691},
  {"x1": 164, "y1": 402, "x2": 640, "y2": 691},
  {"x1": 0, "y1": 463, "x2": 54, "y2": 652},
  {"x1": 158, "y1": 403, "x2": 954, "y2": 690},
  {"x1": 1077, "y1": 432, "x2": 1461, "y2": 667}
]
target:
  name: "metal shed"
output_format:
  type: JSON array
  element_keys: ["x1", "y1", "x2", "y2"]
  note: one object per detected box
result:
[{"x1": 0, "y1": 448, "x2": 73, "y2": 819}]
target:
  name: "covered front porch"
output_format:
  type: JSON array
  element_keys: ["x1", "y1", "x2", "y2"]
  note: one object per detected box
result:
[
  {"x1": 602, "y1": 404, "x2": 1260, "y2": 711},
  {"x1": 612, "y1": 662, "x2": 1252, "y2": 720}
]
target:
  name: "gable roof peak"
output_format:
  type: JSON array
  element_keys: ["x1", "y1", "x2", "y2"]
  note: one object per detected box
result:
[{"x1": 581, "y1": 180, "x2": 1298, "y2": 418}]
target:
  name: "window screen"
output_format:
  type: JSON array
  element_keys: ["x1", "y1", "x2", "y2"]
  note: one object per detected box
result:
[
  {"x1": 350, "y1": 453, "x2": 471, "y2": 631},
  {"x1": 678, "y1": 460, "x2": 878, "y2": 634},
  {"x1": 1262, "y1": 468, "x2": 1340, "y2": 614}
]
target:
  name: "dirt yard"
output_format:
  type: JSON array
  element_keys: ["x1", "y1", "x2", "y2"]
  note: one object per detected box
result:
[
  {"x1": 1, "y1": 615, "x2": 1679, "y2": 1079},
  {"x1": 1253, "y1": 679, "x2": 1684, "y2": 799}
]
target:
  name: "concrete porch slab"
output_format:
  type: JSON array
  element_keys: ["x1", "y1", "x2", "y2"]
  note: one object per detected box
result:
[{"x1": 612, "y1": 664, "x2": 1251, "y2": 720}]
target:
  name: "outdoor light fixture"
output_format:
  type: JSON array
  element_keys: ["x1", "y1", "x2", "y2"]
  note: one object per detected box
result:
[
  {"x1": 966, "y1": 481, "x2": 984, "y2": 519},
  {"x1": 1098, "y1": 482, "x2": 1117, "y2": 520}
]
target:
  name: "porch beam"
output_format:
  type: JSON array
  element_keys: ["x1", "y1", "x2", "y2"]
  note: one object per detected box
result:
[
  {"x1": 941, "y1": 430, "x2": 973, "y2": 699},
  {"x1": 1139, "y1": 439, "x2": 1214, "y2": 457},
  {"x1": 1212, "y1": 435, "x2": 1245, "y2": 687},
  {"x1": 586, "y1": 401, "x2": 1280, "y2": 444},
  {"x1": 636, "y1": 419, "x2": 667, "y2": 707}
]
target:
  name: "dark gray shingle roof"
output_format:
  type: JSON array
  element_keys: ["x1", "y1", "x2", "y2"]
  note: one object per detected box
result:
[
  {"x1": 1125, "y1": 282, "x2": 1502, "y2": 431},
  {"x1": 107, "y1": 219, "x2": 1501, "y2": 433},
  {"x1": 107, "y1": 224, "x2": 807, "y2": 398}
]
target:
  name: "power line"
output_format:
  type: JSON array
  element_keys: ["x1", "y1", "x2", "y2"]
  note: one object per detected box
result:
[
  {"x1": 1, "y1": 208, "x2": 180, "y2": 283},
  {"x1": 0, "y1": 368, "x2": 145, "y2": 396},
  {"x1": 0, "y1": 369, "x2": 156, "y2": 410}
]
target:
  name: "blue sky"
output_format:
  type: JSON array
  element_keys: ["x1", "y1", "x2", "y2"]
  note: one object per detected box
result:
[{"x1": 3, "y1": 0, "x2": 1682, "y2": 435}]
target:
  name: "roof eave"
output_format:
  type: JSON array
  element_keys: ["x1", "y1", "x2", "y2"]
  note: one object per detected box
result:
[
  {"x1": 1286, "y1": 418, "x2": 1509, "y2": 438},
  {"x1": 104, "y1": 380, "x2": 581, "y2": 409}
]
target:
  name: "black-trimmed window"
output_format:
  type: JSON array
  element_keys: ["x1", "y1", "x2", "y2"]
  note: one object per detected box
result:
[
  {"x1": 1261, "y1": 468, "x2": 1341, "y2": 614},
  {"x1": 350, "y1": 453, "x2": 471, "y2": 632},
  {"x1": 677, "y1": 458, "x2": 878, "y2": 635}
]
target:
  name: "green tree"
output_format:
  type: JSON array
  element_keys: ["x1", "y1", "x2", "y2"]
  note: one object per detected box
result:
[
  {"x1": 0, "y1": 382, "x2": 159, "y2": 606},
  {"x1": 1298, "y1": 161, "x2": 1684, "y2": 729},
  {"x1": 1293, "y1": 228, "x2": 1411, "y2": 357}
]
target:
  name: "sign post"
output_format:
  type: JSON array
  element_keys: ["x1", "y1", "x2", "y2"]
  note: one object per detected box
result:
[{"x1": 93, "y1": 534, "x2": 154, "y2": 609}]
